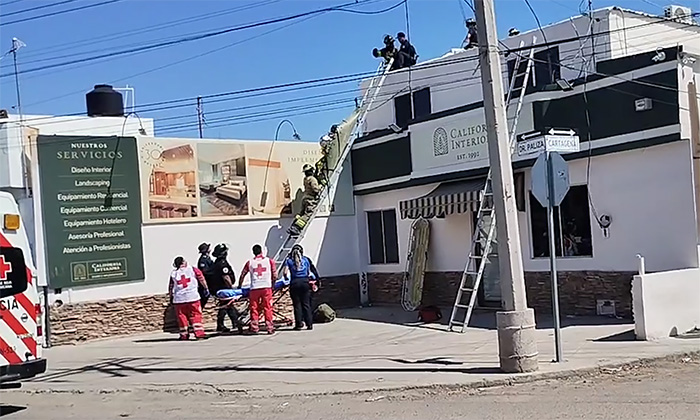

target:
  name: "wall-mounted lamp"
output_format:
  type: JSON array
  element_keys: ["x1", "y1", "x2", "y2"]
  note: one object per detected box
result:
[
  {"x1": 599, "y1": 214, "x2": 612, "y2": 238},
  {"x1": 388, "y1": 123, "x2": 402, "y2": 133},
  {"x1": 555, "y1": 79, "x2": 574, "y2": 92}
]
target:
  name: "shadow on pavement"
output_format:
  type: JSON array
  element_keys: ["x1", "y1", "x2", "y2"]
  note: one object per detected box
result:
[
  {"x1": 0, "y1": 405, "x2": 26, "y2": 417},
  {"x1": 592, "y1": 329, "x2": 637, "y2": 342}
]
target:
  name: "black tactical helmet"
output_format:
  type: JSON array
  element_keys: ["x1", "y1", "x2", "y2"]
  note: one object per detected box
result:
[
  {"x1": 383, "y1": 34, "x2": 394, "y2": 45},
  {"x1": 212, "y1": 243, "x2": 228, "y2": 258}
]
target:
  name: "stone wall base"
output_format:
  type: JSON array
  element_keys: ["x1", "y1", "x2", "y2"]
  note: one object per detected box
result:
[
  {"x1": 49, "y1": 274, "x2": 359, "y2": 346},
  {"x1": 367, "y1": 271, "x2": 634, "y2": 319}
]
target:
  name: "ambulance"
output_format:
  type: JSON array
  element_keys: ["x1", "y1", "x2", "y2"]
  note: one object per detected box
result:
[{"x1": 0, "y1": 191, "x2": 46, "y2": 387}]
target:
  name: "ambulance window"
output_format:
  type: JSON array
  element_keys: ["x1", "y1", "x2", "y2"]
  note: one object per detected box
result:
[{"x1": 0, "y1": 246, "x2": 28, "y2": 299}]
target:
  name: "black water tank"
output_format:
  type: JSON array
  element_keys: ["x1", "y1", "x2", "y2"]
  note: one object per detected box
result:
[{"x1": 86, "y1": 84, "x2": 124, "y2": 117}]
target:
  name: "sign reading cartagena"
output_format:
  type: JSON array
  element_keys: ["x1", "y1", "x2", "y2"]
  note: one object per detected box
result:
[{"x1": 37, "y1": 135, "x2": 145, "y2": 289}]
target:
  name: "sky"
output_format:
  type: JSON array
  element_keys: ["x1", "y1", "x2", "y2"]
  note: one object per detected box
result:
[{"x1": 0, "y1": 0, "x2": 697, "y2": 141}]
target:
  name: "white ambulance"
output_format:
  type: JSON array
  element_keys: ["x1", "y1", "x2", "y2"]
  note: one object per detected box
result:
[{"x1": 0, "y1": 191, "x2": 46, "y2": 387}]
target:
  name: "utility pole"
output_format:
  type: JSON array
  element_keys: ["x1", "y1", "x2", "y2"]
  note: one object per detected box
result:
[
  {"x1": 473, "y1": 0, "x2": 539, "y2": 373},
  {"x1": 196, "y1": 96, "x2": 204, "y2": 138},
  {"x1": 11, "y1": 37, "x2": 29, "y2": 196}
]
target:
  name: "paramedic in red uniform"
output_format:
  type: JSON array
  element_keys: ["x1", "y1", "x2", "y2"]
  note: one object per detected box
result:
[
  {"x1": 169, "y1": 256, "x2": 209, "y2": 340},
  {"x1": 238, "y1": 244, "x2": 277, "y2": 334}
]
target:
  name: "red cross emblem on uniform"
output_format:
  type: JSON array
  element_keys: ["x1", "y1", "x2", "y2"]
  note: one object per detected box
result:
[
  {"x1": 252, "y1": 263, "x2": 267, "y2": 278},
  {"x1": 0, "y1": 255, "x2": 12, "y2": 281},
  {"x1": 176, "y1": 275, "x2": 191, "y2": 288}
]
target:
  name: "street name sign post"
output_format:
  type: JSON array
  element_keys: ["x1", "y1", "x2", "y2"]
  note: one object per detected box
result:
[{"x1": 529, "y1": 128, "x2": 580, "y2": 363}]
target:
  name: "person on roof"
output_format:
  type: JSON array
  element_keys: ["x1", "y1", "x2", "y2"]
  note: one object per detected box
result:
[
  {"x1": 372, "y1": 35, "x2": 400, "y2": 70},
  {"x1": 396, "y1": 32, "x2": 418, "y2": 69},
  {"x1": 288, "y1": 164, "x2": 322, "y2": 236},
  {"x1": 463, "y1": 18, "x2": 478, "y2": 49},
  {"x1": 169, "y1": 256, "x2": 209, "y2": 340}
]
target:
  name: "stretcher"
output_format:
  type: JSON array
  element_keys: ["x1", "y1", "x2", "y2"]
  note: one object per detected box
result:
[{"x1": 214, "y1": 278, "x2": 295, "y2": 328}]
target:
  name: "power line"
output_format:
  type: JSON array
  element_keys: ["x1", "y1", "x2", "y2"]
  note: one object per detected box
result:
[
  {"x1": 3, "y1": 0, "x2": 281, "y2": 63},
  {"x1": 0, "y1": 0, "x2": 398, "y2": 78},
  {"x1": 523, "y1": 0, "x2": 548, "y2": 44},
  {"x1": 2, "y1": 0, "x2": 124, "y2": 26},
  {"x1": 2, "y1": 0, "x2": 79, "y2": 17}
]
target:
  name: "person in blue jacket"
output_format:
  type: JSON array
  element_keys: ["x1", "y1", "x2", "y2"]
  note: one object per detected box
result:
[{"x1": 282, "y1": 244, "x2": 320, "y2": 330}]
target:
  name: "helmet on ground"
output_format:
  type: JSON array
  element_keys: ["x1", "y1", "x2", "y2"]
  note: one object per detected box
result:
[
  {"x1": 302, "y1": 163, "x2": 314, "y2": 172},
  {"x1": 212, "y1": 243, "x2": 228, "y2": 258}
]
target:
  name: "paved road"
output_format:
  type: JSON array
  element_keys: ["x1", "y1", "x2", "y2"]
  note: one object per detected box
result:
[{"x1": 2, "y1": 357, "x2": 699, "y2": 419}]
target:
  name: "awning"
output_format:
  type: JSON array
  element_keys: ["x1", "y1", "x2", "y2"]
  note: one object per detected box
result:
[{"x1": 399, "y1": 178, "x2": 486, "y2": 220}]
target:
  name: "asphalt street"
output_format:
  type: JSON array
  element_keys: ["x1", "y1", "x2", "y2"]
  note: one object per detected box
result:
[{"x1": 2, "y1": 357, "x2": 698, "y2": 419}]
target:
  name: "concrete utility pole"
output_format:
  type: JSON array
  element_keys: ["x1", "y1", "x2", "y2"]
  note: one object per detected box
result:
[{"x1": 473, "y1": 0, "x2": 539, "y2": 373}]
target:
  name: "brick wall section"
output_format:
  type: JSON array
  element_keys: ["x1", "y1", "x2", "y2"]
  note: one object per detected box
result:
[
  {"x1": 49, "y1": 274, "x2": 357, "y2": 346},
  {"x1": 524, "y1": 271, "x2": 634, "y2": 318},
  {"x1": 367, "y1": 270, "x2": 634, "y2": 318}
]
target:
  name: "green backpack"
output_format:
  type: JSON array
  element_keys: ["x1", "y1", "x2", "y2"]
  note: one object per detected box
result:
[{"x1": 313, "y1": 303, "x2": 336, "y2": 323}]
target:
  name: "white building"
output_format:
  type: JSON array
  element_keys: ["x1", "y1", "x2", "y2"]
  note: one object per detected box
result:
[{"x1": 351, "y1": 6, "x2": 700, "y2": 318}]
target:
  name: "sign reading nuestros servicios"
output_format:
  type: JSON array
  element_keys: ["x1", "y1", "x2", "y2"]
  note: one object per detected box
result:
[{"x1": 37, "y1": 135, "x2": 144, "y2": 289}]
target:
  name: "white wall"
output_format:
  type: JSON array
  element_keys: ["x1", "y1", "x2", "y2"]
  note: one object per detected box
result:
[
  {"x1": 50, "y1": 214, "x2": 359, "y2": 304},
  {"x1": 632, "y1": 267, "x2": 700, "y2": 340},
  {"x1": 520, "y1": 140, "x2": 697, "y2": 273},
  {"x1": 608, "y1": 9, "x2": 700, "y2": 58},
  {"x1": 355, "y1": 183, "x2": 473, "y2": 273},
  {"x1": 356, "y1": 140, "x2": 698, "y2": 275}
]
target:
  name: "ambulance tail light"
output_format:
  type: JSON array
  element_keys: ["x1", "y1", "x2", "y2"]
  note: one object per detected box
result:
[
  {"x1": 3, "y1": 213, "x2": 20, "y2": 231},
  {"x1": 35, "y1": 304, "x2": 43, "y2": 337}
]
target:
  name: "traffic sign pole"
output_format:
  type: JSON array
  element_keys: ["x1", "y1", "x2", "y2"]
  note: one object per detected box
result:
[{"x1": 546, "y1": 152, "x2": 563, "y2": 363}]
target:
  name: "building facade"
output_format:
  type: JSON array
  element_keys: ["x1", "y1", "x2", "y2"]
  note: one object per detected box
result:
[{"x1": 351, "y1": 7, "x2": 700, "y2": 318}]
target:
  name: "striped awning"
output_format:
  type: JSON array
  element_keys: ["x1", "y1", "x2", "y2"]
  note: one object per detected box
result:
[{"x1": 399, "y1": 178, "x2": 487, "y2": 220}]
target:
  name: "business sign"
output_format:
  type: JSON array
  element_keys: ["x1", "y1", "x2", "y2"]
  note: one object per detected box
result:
[
  {"x1": 37, "y1": 135, "x2": 145, "y2": 289},
  {"x1": 410, "y1": 110, "x2": 489, "y2": 173},
  {"x1": 138, "y1": 137, "x2": 354, "y2": 223}
]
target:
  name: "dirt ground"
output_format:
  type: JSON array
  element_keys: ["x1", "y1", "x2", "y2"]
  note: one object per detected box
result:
[{"x1": 2, "y1": 357, "x2": 699, "y2": 420}]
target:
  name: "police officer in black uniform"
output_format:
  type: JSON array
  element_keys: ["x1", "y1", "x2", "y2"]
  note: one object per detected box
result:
[
  {"x1": 197, "y1": 242, "x2": 214, "y2": 308},
  {"x1": 210, "y1": 244, "x2": 243, "y2": 334}
]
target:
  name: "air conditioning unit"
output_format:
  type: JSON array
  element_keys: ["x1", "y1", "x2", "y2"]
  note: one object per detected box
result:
[{"x1": 664, "y1": 5, "x2": 694, "y2": 24}]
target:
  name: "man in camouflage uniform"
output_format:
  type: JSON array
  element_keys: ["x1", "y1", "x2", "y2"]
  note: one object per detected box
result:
[{"x1": 288, "y1": 164, "x2": 322, "y2": 236}]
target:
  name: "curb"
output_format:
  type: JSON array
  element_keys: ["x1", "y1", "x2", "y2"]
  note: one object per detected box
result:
[{"x1": 15, "y1": 350, "x2": 700, "y2": 397}]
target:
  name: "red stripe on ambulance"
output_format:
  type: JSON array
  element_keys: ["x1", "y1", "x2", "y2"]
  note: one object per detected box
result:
[
  {"x1": 0, "y1": 334, "x2": 22, "y2": 365},
  {"x1": 0, "y1": 305, "x2": 36, "y2": 357}
]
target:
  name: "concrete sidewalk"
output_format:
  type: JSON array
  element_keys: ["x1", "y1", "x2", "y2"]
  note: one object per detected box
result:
[{"x1": 23, "y1": 307, "x2": 700, "y2": 397}]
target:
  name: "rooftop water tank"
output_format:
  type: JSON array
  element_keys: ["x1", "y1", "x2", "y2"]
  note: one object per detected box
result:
[{"x1": 86, "y1": 84, "x2": 124, "y2": 117}]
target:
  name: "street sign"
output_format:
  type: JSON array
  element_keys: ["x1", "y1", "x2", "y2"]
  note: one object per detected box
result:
[
  {"x1": 531, "y1": 152, "x2": 570, "y2": 207},
  {"x1": 516, "y1": 128, "x2": 580, "y2": 157}
]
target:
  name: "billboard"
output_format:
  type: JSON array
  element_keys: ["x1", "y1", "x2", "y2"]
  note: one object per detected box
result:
[
  {"x1": 36, "y1": 135, "x2": 145, "y2": 289},
  {"x1": 138, "y1": 137, "x2": 353, "y2": 223}
]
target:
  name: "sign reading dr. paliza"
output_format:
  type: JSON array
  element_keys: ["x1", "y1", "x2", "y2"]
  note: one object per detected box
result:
[
  {"x1": 412, "y1": 111, "x2": 488, "y2": 174},
  {"x1": 37, "y1": 135, "x2": 145, "y2": 289}
]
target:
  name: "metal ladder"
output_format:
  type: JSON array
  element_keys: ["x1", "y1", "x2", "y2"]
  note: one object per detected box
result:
[
  {"x1": 448, "y1": 38, "x2": 536, "y2": 333},
  {"x1": 271, "y1": 59, "x2": 394, "y2": 276}
]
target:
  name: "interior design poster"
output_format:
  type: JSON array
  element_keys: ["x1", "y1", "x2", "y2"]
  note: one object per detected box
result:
[
  {"x1": 196, "y1": 142, "x2": 249, "y2": 217},
  {"x1": 139, "y1": 138, "x2": 199, "y2": 220}
]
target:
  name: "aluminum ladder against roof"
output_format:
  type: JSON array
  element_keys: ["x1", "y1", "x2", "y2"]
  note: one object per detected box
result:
[
  {"x1": 448, "y1": 38, "x2": 537, "y2": 333},
  {"x1": 271, "y1": 58, "x2": 394, "y2": 277}
]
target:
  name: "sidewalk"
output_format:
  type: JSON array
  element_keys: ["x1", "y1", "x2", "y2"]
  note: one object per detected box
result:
[{"x1": 24, "y1": 307, "x2": 700, "y2": 397}]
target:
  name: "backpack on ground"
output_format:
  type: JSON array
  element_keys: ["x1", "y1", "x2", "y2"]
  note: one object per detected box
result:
[
  {"x1": 418, "y1": 305, "x2": 442, "y2": 323},
  {"x1": 313, "y1": 303, "x2": 336, "y2": 323}
]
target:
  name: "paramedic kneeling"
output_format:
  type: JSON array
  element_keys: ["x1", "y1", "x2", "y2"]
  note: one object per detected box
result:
[
  {"x1": 283, "y1": 244, "x2": 320, "y2": 330},
  {"x1": 169, "y1": 256, "x2": 209, "y2": 340},
  {"x1": 238, "y1": 244, "x2": 277, "y2": 334}
]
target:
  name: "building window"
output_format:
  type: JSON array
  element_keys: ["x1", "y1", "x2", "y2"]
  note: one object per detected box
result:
[
  {"x1": 529, "y1": 185, "x2": 593, "y2": 258},
  {"x1": 412, "y1": 87, "x2": 431, "y2": 119},
  {"x1": 533, "y1": 46, "x2": 561, "y2": 88},
  {"x1": 367, "y1": 209, "x2": 400, "y2": 264},
  {"x1": 394, "y1": 93, "x2": 412, "y2": 128}
]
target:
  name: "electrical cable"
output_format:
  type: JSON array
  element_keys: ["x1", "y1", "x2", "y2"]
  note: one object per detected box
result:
[
  {"x1": 2, "y1": 0, "x2": 78, "y2": 17},
  {"x1": 0, "y1": 0, "x2": 400, "y2": 78},
  {"x1": 2, "y1": 0, "x2": 124, "y2": 26}
]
